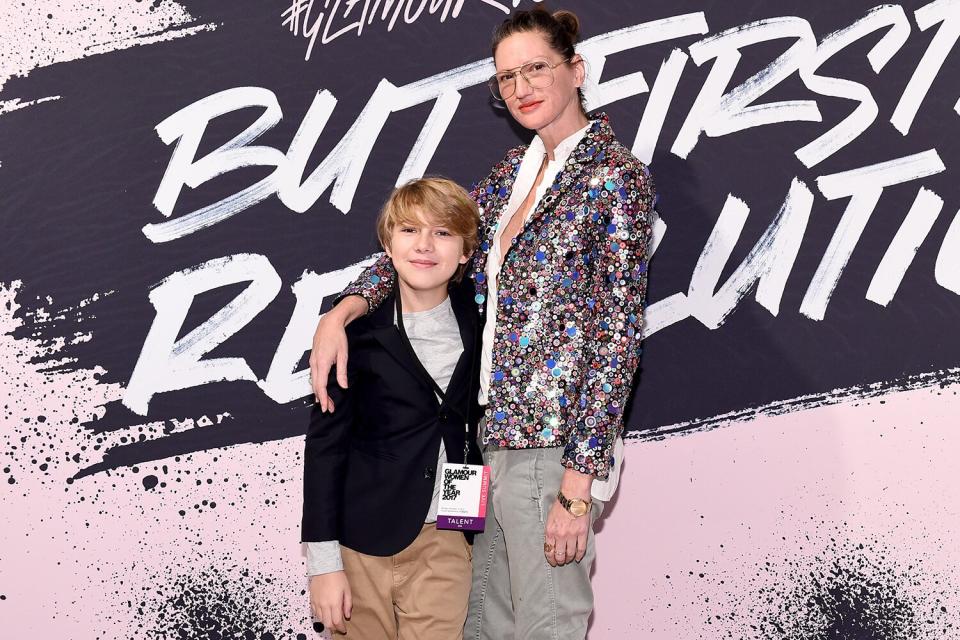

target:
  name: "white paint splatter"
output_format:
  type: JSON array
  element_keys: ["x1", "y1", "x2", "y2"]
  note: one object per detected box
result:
[
  {"x1": 0, "y1": 281, "x2": 310, "y2": 636},
  {"x1": 0, "y1": 280, "x2": 124, "y2": 472},
  {"x1": 0, "y1": 280, "x2": 222, "y2": 478},
  {"x1": 0, "y1": 95, "x2": 62, "y2": 115},
  {"x1": 0, "y1": 0, "x2": 217, "y2": 110}
]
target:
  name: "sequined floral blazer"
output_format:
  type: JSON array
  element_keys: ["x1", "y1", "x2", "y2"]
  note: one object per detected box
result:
[{"x1": 340, "y1": 113, "x2": 655, "y2": 479}]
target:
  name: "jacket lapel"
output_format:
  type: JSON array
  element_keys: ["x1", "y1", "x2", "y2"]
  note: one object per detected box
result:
[
  {"x1": 469, "y1": 113, "x2": 614, "y2": 311},
  {"x1": 368, "y1": 295, "x2": 438, "y2": 397},
  {"x1": 472, "y1": 152, "x2": 523, "y2": 309},
  {"x1": 502, "y1": 114, "x2": 613, "y2": 265},
  {"x1": 444, "y1": 287, "x2": 478, "y2": 413}
]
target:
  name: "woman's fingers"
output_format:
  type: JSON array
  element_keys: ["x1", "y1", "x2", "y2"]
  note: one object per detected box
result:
[
  {"x1": 310, "y1": 316, "x2": 350, "y2": 411},
  {"x1": 309, "y1": 351, "x2": 327, "y2": 408},
  {"x1": 547, "y1": 532, "x2": 575, "y2": 566},
  {"x1": 562, "y1": 536, "x2": 577, "y2": 566},
  {"x1": 544, "y1": 537, "x2": 558, "y2": 566},
  {"x1": 335, "y1": 336, "x2": 349, "y2": 391},
  {"x1": 310, "y1": 294, "x2": 369, "y2": 408},
  {"x1": 574, "y1": 532, "x2": 588, "y2": 562},
  {"x1": 309, "y1": 350, "x2": 332, "y2": 411},
  {"x1": 553, "y1": 534, "x2": 575, "y2": 566}
]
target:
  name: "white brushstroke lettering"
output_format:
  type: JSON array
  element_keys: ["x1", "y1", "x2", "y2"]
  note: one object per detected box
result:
[
  {"x1": 632, "y1": 49, "x2": 689, "y2": 165},
  {"x1": 282, "y1": 0, "x2": 481, "y2": 59},
  {"x1": 687, "y1": 179, "x2": 814, "y2": 328},
  {"x1": 279, "y1": 60, "x2": 491, "y2": 214},
  {"x1": 866, "y1": 187, "x2": 944, "y2": 306},
  {"x1": 935, "y1": 207, "x2": 960, "y2": 294},
  {"x1": 146, "y1": 87, "x2": 286, "y2": 243},
  {"x1": 580, "y1": 13, "x2": 709, "y2": 112},
  {"x1": 672, "y1": 17, "x2": 821, "y2": 159},
  {"x1": 123, "y1": 254, "x2": 282, "y2": 415},
  {"x1": 796, "y1": 5, "x2": 911, "y2": 168},
  {"x1": 643, "y1": 179, "x2": 813, "y2": 337},
  {"x1": 891, "y1": 0, "x2": 960, "y2": 135},
  {"x1": 801, "y1": 150, "x2": 946, "y2": 320},
  {"x1": 259, "y1": 260, "x2": 374, "y2": 403}
]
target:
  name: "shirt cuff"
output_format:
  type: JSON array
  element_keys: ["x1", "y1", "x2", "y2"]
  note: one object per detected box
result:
[{"x1": 306, "y1": 540, "x2": 344, "y2": 576}]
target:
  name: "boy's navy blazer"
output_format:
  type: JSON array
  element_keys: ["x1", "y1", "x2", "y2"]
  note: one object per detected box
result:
[{"x1": 301, "y1": 285, "x2": 482, "y2": 556}]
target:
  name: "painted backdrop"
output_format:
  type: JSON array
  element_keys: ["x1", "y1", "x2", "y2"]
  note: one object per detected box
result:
[{"x1": 2, "y1": 0, "x2": 959, "y2": 637}]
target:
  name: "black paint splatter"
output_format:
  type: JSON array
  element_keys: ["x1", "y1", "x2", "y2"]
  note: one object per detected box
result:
[
  {"x1": 699, "y1": 528, "x2": 955, "y2": 639},
  {"x1": 131, "y1": 565, "x2": 309, "y2": 640},
  {"x1": 142, "y1": 475, "x2": 158, "y2": 490}
]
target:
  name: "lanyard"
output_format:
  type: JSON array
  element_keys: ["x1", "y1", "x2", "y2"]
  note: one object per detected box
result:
[{"x1": 394, "y1": 290, "x2": 477, "y2": 462}]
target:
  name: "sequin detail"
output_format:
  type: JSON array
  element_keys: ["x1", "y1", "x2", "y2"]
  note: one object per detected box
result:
[{"x1": 339, "y1": 113, "x2": 655, "y2": 479}]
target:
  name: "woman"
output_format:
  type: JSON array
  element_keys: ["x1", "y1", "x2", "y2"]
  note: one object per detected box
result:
[{"x1": 310, "y1": 8, "x2": 655, "y2": 640}]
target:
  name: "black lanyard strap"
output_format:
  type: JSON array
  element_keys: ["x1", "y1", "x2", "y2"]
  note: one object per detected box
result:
[{"x1": 394, "y1": 290, "x2": 477, "y2": 461}]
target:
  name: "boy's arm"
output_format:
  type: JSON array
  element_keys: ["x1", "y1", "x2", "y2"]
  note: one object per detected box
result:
[
  {"x1": 309, "y1": 568, "x2": 352, "y2": 634},
  {"x1": 302, "y1": 367, "x2": 356, "y2": 544},
  {"x1": 303, "y1": 361, "x2": 358, "y2": 634}
]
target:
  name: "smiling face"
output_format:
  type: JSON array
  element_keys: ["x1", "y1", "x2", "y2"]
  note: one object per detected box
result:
[
  {"x1": 493, "y1": 30, "x2": 585, "y2": 135},
  {"x1": 385, "y1": 209, "x2": 470, "y2": 301}
]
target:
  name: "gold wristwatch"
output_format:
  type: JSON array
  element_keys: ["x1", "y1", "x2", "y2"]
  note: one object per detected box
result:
[{"x1": 556, "y1": 490, "x2": 591, "y2": 517}]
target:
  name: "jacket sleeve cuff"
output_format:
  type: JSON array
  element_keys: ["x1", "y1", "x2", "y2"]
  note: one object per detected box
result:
[
  {"x1": 561, "y1": 428, "x2": 615, "y2": 481},
  {"x1": 336, "y1": 253, "x2": 394, "y2": 313}
]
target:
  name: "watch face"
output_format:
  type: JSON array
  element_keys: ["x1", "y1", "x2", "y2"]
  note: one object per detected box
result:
[{"x1": 570, "y1": 500, "x2": 589, "y2": 517}]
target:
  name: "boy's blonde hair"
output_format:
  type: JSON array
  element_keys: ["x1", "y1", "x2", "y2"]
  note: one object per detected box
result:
[{"x1": 377, "y1": 177, "x2": 480, "y2": 281}]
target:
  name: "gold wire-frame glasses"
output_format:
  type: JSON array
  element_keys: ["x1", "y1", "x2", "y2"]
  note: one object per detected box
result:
[{"x1": 488, "y1": 57, "x2": 574, "y2": 101}]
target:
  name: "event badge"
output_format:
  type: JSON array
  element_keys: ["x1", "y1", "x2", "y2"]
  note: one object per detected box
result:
[{"x1": 436, "y1": 463, "x2": 490, "y2": 532}]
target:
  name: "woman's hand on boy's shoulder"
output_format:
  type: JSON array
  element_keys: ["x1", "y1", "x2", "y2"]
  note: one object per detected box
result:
[
  {"x1": 311, "y1": 297, "x2": 365, "y2": 411},
  {"x1": 309, "y1": 570, "x2": 352, "y2": 634}
]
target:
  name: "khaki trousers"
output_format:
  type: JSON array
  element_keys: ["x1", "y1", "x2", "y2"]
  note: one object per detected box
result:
[{"x1": 337, "y1": 522, "x2": 472, "y2": 639}]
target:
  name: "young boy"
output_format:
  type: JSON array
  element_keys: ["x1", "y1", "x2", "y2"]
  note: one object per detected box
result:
[{"x1": 302, "y1": 177, "x2": 482, "y2": 639}]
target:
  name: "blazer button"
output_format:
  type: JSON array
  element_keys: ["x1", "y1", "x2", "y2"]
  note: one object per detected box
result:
[
  {"x1": 439, "y1": 412, "x2": 448, "y2": 421},
  {"x1": 424, "y1": 467, "x2": 435, "y2": 480}
]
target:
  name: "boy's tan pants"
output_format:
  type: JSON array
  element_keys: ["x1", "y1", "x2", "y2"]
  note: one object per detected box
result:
[{"x1": 337, "y1": 523, "x2": 472, "y2": 639}]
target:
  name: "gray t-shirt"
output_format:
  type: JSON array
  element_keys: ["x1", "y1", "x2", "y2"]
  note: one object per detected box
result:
[{"x1": 306, "y1": 296, "x2": 463, "y2": 575}]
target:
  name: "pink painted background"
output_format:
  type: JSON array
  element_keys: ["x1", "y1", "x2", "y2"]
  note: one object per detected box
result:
[
  {"x1": 2, "y1": 2, "x2": 959, "y2": 638},
  {"x1": 3, "y1": 269, "x2": 958, "y2": 637},
  {"x1": 592, "y1": 385, "x2": 960, "y2": 638}
]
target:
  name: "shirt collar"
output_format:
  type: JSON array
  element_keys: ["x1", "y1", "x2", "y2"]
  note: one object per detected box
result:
[{"x1": 529, "y1": 120, "x2": 594, "y2": 165}]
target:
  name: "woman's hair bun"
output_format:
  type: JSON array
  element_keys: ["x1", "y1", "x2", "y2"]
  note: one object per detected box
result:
[
  {"x1": 491, "y1": 7, "x2": 582, "y2": 59},
  {"x1": 552, "y1": 10, "x2": 581, "y2": 42}
]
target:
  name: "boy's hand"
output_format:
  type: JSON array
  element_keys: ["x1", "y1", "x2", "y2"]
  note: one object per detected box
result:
[{"x1": 309, "y1": 571, "x2": 352, "y2": 634}]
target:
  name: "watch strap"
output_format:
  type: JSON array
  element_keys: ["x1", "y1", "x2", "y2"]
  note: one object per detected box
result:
[{"x1": 556, "y1": 489, "x2": 591, "y2": 516}]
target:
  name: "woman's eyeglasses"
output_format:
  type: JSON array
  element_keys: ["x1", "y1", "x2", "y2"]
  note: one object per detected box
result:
[{"x1": 488, "y1": 58, "x2": 573, "y2": 101}]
